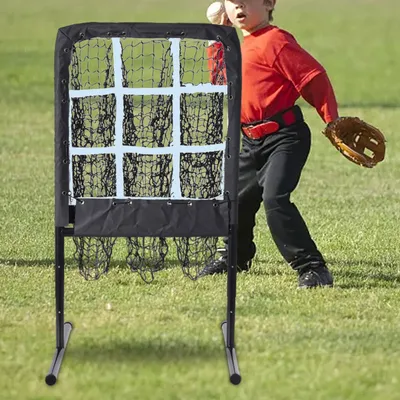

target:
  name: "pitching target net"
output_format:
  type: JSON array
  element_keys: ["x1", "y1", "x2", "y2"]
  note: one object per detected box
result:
[{"x1": 55, "y1": 24, "x2": 241, "y2": 282}]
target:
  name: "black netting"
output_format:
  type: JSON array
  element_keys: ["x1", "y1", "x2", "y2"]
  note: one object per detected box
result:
[
  {"x1": 68, "y1": 36, "x2": 228, "y2": 282},
  {"x1": 123, "y1": 153, "x2": 172, "y2": 197},
  {"x1": 180, "y1": 93, "x2": 224, "y2": 146},
  {"x1": 73, "y1": 237, "x2": 117, "y2": 280},
  {"x1": 126, "y1": 237, "x2": 169, "y2": 283},
  {"x1": 125, "y1": 237, "x2": 218, "y2": 282},
  {"x1": 121, "y1": 39, "x2": 173, "y2": 88},
  {"x1": 174, "y1": 237, "x2": 219, "y2": 280},
  {"x1": 70, "y1": 41, "x2": 117, "y2": 199},
  {"x1": 71, "y1": 95, "x2": 116, "y2": 148},
  {"x1": 70, "y1": 39, "x2": 114, "y2": 90},
  {"x1": 180, "y1": 152, "x2": 223, "y2": 199},
  {"x1": 72, "y1": 154, "x2": 116, "y2": 198},
  {"x1": 123, "y1": 95, "x2": 173, "y2": 147},
  {"x1": 180, "y1": 39, "x2": 222, "y2": 85},
  {"x1": 73, "y1": 236, "x2": 218, "y2": 283}
]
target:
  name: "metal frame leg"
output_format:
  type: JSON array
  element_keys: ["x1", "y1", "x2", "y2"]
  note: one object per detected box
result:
[
  {"x1": 221, "y1": 224, "x2": 241, "y2": 385},
  {"x1": 45, "y1": 225, "x2": 241, "y2": 385},
  {"x1": 45, "y1": 227, "x2": 73, "y2": 386}
]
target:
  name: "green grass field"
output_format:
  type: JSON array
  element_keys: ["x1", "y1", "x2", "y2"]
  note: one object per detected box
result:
[{"x1": 1, "y1": 0, "x2": 400, "y2": 399}]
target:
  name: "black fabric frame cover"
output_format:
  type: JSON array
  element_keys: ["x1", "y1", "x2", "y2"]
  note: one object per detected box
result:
[{"x1": 54, "y1": 22, "x2": 242, "y2": 237}]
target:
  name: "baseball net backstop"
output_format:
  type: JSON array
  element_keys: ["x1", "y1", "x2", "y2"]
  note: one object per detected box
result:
[{"x1": 46, "y1": 22, "x2": 242, "y2": 386}]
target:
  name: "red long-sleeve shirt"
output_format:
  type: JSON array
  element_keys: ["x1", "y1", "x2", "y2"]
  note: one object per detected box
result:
[{"x1": 207, "y1": 25, "x2": 338, "y2": 125}]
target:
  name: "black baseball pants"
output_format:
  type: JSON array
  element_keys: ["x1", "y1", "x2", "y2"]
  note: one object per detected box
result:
[{"x1": 224, "y1": 119, "x2": 325, "y2": 270}]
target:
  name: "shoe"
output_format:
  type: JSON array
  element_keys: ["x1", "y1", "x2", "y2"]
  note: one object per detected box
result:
[
  {"x1": 197, "y1": 256, "x2": 252, "y2": 278},
  {"x1": 298, "y1": 264, "x2": 333, "y2": 289}
]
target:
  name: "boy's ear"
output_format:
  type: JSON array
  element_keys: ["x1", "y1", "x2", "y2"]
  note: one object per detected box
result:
[{"x1": 265, "y1": 0, "x2": 276, "y2": 10}]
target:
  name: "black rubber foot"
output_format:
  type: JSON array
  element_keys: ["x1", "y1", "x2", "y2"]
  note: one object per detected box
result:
[
  {"x1": 221, "y1": 321, "x2": 241, "y2": 385},
  {"x1": 45, "y1": 322, "x2": 73, "y2": 386},
  {"x1": 45, "y1": 374, "x2": 57, "y2": 386}
]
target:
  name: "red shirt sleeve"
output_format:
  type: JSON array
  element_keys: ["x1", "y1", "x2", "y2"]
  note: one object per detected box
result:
[
  {"x1": 300, "y1": 72, "x2": 339, "y2": 123},
  {"x1": 272, "y1": 41, "x2": 338, "y2": 123},
  {"x1": 206, "y1": 41, "x2": 227, "y2": 85},
  {"x1": 273, "y1": 41, "x2": 325, "y2": 92}
]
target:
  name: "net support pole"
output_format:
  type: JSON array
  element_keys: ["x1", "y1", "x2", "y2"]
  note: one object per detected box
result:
[
  {"x1": 221, "y1": 222, "x2": 241, "y2": 385},
  {"x1": 45, "y1": 227, "x2": 73, "y2": 386}
]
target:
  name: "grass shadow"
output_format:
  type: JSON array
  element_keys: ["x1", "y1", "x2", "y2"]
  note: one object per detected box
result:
[
  {"x1": 327, "y1": 258, "x2": 400, "y2": 269},
  {"x1": 67, "y1": 336, "x2": 223, "y2": 364},
  {"x1": 3, "y1": 257, "x2": 399, "y2": 289},
  {"x1": 250, "y1": 259, "x2": 288, "y2": 276},
  {"x1": 247, "y1": 258, "x2": 400, "y2": 289},
  {"x1": 324, "y1": 258, "x2": 400, "y2": 289},
  {"x1": 334, "y1": 273, "x2": 400, "y2": 289},
  {"x1": 0, "y1": 258, "x2": 56, "y2": 267},
  {"x1": 0, "y1": 258, "x2": 184, "y2": 269}
]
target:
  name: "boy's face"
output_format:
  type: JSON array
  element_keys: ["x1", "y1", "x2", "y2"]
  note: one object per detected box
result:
[{"x1": 224, "y1": 0, "x2": 275, "y2": 32}]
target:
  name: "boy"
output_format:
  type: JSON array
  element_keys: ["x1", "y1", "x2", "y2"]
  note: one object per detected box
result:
[{"x1": 199, "y1": 0, "x2": 338, "y2": 288}]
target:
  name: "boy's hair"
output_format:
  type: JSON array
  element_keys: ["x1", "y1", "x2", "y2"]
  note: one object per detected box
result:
[{"x1": 264, "y1": 0, "x2": 274, "y2": 21}]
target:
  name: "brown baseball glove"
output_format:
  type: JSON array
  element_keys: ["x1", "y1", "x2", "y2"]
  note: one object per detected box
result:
[{"x1": 322, "y1": 117, "x2": 386, "y2": 168}]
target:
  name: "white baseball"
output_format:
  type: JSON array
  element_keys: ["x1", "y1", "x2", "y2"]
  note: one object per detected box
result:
[{"x1": 207, "y1": 2, "x2": 227, "y2": 25}]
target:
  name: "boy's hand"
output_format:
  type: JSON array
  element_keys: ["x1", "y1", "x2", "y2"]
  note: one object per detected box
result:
[{"x1": 206, "y1": 2, "x2": 232, "y2": 26}]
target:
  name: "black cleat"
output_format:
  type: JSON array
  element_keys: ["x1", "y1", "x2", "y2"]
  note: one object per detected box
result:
[
  {"x1": 197, "y1": 257, "x2": 252, "y2": 278},
  {"x1": 298, "y1": 264, "x2": 334, "y2": 289}
]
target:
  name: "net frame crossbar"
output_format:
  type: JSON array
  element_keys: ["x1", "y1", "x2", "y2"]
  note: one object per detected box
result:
[{"x1": 47, "y1": 22, "x2": 242, "y2": 387}]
